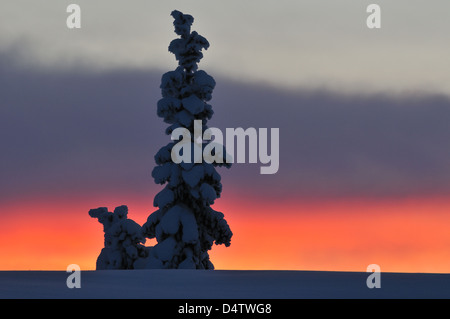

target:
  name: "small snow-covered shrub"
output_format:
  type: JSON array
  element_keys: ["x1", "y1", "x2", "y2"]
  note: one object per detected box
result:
[{"x1": 89, "y1": 206, "x2": 149, "y2": 269}]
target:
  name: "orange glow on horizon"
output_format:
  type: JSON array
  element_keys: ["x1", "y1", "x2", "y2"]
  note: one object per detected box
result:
[
  {"x1": 210, "y1": 195, "x2": 450, "y2": 273},
  {"x1": 1, "y1": 194, "x2": 450, "y2": 273}
]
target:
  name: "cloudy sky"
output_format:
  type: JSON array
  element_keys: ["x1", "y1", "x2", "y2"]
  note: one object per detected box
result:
[
  {"x1": 2, "y1": 0, "x2": 450, "y2": 94},
  {"x1": 1, "y1": 1, "x2": 450, "y2": 272}
]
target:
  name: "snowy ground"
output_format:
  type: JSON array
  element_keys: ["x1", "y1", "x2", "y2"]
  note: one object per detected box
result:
[{"x1": 1, "y1": 270, "x2": 449, "y2": 299}]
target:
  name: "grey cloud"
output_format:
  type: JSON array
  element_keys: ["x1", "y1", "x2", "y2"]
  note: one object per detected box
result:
[
  {"x1": 213, "y1": 84, "x2": 450, "y2": 198},
  {"x1": 1, "y1": 57, "x2": 450, "y2": 201}
]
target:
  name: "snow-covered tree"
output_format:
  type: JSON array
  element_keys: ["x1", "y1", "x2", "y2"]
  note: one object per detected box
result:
[
  {"x1": 141, "y1": 10, "x2": 232, "y2": 269},
  {"x1": 89, "y1": 205, "x2": 149, "y2": 269},
  {"x1": 89, "y1": 10, "x2": 232, "y2": 270}
]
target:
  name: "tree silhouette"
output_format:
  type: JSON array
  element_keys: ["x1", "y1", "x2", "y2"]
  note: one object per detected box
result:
[
  {"x1": 89, "y1": 205, "x2": 147, "y2": 269},
  {"x1": 141, "y1": 10, "x2": 232, "y2": 269}
]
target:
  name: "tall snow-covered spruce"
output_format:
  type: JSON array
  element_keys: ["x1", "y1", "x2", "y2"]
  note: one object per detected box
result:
[{"x1": 140, "y1": 10, "x2": 232, "y2": 269}]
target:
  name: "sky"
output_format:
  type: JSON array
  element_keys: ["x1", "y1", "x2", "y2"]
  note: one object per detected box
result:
[{"x1": 1, "y1": 1, "x2": 450, "y2": 272}]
